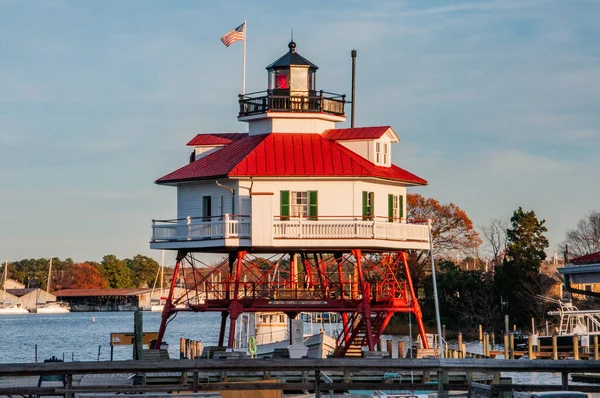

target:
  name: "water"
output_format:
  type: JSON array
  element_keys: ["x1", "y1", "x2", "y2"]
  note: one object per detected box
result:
[
  {"x1": 0, "y1": 313, "x2": 590, "y2": 390},
  {"x1": 0, "y1": 311, "x2": 224, "y2": 363}
]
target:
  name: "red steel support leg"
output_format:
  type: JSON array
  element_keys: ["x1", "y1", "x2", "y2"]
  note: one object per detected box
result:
[
  {"x1": 227, "y1": 250, "x2": 246, "y2": 349},
  {"x1": 352, "y1": 249, "x2": 375, "y2": 351},
  {"x1": 335, "y1": 252, "x2": 345, "y2": 299},
  {"x1": 155, "y1": 250, "x2": 185, "y2": 348},
  {"x1": 400, "y1": 251, "x2": 429, "y2": 349},
  {"x1": 341, "y1": 312, "x2": 350, "y2": 344}
]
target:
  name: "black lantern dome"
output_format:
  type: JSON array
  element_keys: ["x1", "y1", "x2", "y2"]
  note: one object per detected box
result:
[{"x1": 266, "y1": 41, "x2": 318, "y2": 94}]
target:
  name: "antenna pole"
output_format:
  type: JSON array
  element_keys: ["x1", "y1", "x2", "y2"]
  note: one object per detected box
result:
[{"x1": 351, "y1": 49, "x2": 357, "y2": 128}]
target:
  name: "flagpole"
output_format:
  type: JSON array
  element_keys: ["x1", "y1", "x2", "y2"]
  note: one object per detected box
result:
[{"x1": 242, "y1": 19, "x2": 247, "y2": 95}]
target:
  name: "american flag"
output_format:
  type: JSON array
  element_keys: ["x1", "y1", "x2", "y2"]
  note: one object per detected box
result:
[{"x1": 221, "y1": 23, "x2": 245, "y2": 47}]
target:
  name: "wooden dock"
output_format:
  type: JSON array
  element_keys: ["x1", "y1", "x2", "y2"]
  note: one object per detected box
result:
[{"x1": 2, "y1": 358, "x2": 600, "y2": 397}]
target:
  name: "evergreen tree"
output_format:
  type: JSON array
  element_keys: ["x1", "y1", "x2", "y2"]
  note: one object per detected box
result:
[
  {"x1": 126, "y1": 255, "x2": 160, "y2": 288},
  {"x1": 101, "y1": 255, "x2": 134, "y2": 288},
  {"x1": 494, "y1": 207, "x2": 549, "y2": 324}
]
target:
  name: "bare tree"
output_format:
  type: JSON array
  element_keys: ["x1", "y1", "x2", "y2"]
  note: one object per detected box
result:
[
  {"x1": 563, "y1": 210, "x2": 600, "y2": 258},
  {"x1": 480, "y1": 218, "x2": 509, "y2": 265}
]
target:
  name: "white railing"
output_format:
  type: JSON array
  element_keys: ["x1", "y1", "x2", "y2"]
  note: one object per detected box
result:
[
  {"x1": 151, "y1": 214, "x2": 251, "y2": 242},
  {"x1": 272, "y1": 217, "x2": 430, "y2": 242}
]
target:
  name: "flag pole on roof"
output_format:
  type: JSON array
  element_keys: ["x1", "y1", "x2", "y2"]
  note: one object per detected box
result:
[{"x1": 220, "y1": 20, "x2": 247, "y2": 95}]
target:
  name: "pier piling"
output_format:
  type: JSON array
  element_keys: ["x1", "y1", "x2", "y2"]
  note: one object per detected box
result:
[
  {"x1": 398, "y1": 341, "x2": 404, "y2": 359},
  {"x1": 573, "y1": 336, "x2": 580, "y2": 360},
  {"x1": 595, "y1": 336, "x2": 599, "y2": 360},
  {"x1": 180, "y1": 338, "x2": 185, "y2": 359},
  {"x1": 553, "y1": 334, "x2": 558, "y2": 360}
]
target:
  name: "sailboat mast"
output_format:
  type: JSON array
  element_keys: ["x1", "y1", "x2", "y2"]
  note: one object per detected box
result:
[
  {"x1": 47, "y1": 257, "x2": 53, "y2": 294},
  {"x1": 2, "y1": 261, "x2": 6, "y2": 303},
  {"x1": 160, "y1": 250, "x2": 165, "y2": 296}
]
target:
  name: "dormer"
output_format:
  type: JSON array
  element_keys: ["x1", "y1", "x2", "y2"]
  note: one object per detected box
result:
[
  {"x1": 238, "y1": 41, "x2": 346, "y2": 135},
  {"x1": 187, "y1": 133, "x2": 247, "y2": 162},
  {"x1": 322, "y1": 126, "x2": 399, "y2": 167}
]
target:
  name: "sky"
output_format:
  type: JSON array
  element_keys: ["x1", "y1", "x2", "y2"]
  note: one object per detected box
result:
[{"x1": 1, "y1": 0, "x2": 598, "y2": 265}]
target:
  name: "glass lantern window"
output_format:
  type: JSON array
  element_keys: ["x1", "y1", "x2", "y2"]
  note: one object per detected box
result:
[
  {"x1": 275, "y1": 71, "x2": 289, "y2": 89},
  {"x1": 308, "y1": 70, "x2": 315, "y2": 91}
]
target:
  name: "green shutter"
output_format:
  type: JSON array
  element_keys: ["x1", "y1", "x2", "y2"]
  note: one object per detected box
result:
[
  {"x1": 369, "y1": 192, "x2": 375, "y2": 220},
  {"x1": 309, "y1": 191, "x2": 318, "y2": 220},
  {"x1": 388, "y1": 194, "x2": 394, "y2": 222},
  {"x1": 280, "y1": 190, "x2": 290, "y2": 220},
  {"x1": 362, "y1": 191, "x2": 368, "y2": 220},
  {"x1": 398, "y1": 195, "x2": 404, "y2": 219}
]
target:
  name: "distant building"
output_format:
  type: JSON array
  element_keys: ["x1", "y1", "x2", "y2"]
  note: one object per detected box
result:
[
  {"x1": 558, "y1": 251, "x2": 600, "y2": 298},
  {"x1": 54, "y1": 287, "x2": 188, "y2": 311}
]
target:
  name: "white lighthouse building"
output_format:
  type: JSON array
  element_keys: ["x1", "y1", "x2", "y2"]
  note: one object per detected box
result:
[
  {"x1": 150, "y1": 41, "x2": 431, "y2": 355},
  {"x1": 151, "y1": 41, "x2": 429, "y2": 252}
]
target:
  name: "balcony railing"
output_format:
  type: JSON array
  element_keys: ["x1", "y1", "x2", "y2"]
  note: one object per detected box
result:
[
  {"x1": 272, "y1": 216, "x2": 430, "y2": 242},
  {"x1": 151, "y1": 214, "x2": 251, "y2": 242},
  {"x1": 238, "y1": 90, "x2": 346, "y2": 117},
  {"x1": 151, "y1": 215, "x2": 429, "y2": 245}
]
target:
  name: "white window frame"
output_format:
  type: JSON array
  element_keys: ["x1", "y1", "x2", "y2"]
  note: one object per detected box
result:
[
  {"x1": 290, "y1": 191, "x2": 308, "y2": 218},
  {"x1": 375, "y1": 141, "x2": 381, "y2": 164},
  {"x1": 383, "y1": 143, "x2": 388, "y2": 165}
]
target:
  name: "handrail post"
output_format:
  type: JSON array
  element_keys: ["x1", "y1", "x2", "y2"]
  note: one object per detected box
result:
[
  {"x1": 224, "y1": 214, "x2": 230, "y2": 238},
  {"x1": 187, "y1": 216, "x2": 191, "y2": 241}
]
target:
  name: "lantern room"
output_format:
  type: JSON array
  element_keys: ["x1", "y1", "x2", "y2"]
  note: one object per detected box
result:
[
  {"x1": 238, "y1": 41, "x2": 346, "y2": 135},
  {"x1": 266, "y1": 41, "x2": 317, "y2": 95}
]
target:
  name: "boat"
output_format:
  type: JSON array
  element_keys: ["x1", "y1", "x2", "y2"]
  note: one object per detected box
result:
[
  {"x1": 0, "y1": 261, "x2": 29, "y2": 315},
  {"x1": 31, "y1": 257, "x2": 70, "y2": 314},
  {"x1": 141, "y1": 251, "x2": 201, "y2": 311},
  {"x1": 141, "y1": 251, "x2": 171, "y2": 312},
  {"x1": 233, "y1": 312, "x2": 338, "y2": 358}
]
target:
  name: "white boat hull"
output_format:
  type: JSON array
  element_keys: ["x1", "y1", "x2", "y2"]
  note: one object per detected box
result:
[
  {"x1": 0, "y1": 305, "x2": 29, "y2": 315},
  {"x1": 32, "y1": 306, "x2": 70, "y2": 314}
]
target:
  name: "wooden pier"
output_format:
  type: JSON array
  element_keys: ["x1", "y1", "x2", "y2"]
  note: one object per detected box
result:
[{"x1": 2, "y1": 358, "x2": 600, "y2": 397}]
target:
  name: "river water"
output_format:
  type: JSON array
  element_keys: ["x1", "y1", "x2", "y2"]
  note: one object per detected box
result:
[{"x1": 0, "y1": 312, "x2": 587, "y2": 390}]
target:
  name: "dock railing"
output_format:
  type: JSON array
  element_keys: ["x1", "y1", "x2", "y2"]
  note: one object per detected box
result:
[{"x1": 2, "y1": 358, "x2": 600, "y2": 397}]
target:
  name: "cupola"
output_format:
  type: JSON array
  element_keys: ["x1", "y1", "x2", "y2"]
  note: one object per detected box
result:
[
  {"x1": 238, "y1": 41, "x2": 346, "y2": 136},
  {"x1": 266, "y1": 41, "x2": 318, "y2": 95}
]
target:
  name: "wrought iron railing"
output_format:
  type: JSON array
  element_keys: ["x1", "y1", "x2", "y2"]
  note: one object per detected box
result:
[{"x1": 238, "y1": 90, "x2": 346, "y2": 117}]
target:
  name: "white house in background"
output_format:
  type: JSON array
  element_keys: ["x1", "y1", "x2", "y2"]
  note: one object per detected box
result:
[{"x1": 150, "y1": 41, "x2": 430, "y2": 252}]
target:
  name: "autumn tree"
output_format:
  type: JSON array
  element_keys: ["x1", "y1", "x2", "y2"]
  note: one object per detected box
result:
[
  {"x1": 405, "y1": 194, "x2": 482, "y2": 293},
  {"x1": 126, "y1": 255, "x2": 160, "y2": 288},
  {"x1": 55, "y1": 262, "x2": 108, "y2": 289},
  {"x1": 563, "y1": 210, "x2": 600, "y2": 258},
  {"x1": 101, "y1": 255, "x2": 134, "y2": 288},
  {"x1": 494, "y1": 207, "x2": 549, "y2": 324}
]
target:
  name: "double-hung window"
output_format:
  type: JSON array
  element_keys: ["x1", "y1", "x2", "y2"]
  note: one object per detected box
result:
[
  {"x1": 388, "y1": 194, "x2": 404, "y2": 222},
  {"x1": 281, "y1": 190, "x2": 318, "y2": 220},
  {"x1": 362, "y1": 191, "x2": 375, "y2": 220}
]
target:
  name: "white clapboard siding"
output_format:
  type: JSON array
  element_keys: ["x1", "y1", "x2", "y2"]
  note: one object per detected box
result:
[{"x1": 177, "y1": 181, "x2": 235, "y2": 220}]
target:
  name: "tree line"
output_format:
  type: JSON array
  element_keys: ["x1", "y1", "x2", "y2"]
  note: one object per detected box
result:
[
  {"x1": 3, "y1": 255, "x2": 161, "y2": 291},
  {"x1": 407, "y1": 193, "x2": 599, "y2": 335}
]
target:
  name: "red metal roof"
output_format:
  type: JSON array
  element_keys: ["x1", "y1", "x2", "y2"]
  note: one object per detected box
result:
[
  {"x1": 157, "y1": 133, "x2": 427, "y2": 185},
  {"x1": 53, "y1": 288, "x2": 153, "y2": 297},
  {"x1": 322, "y1": 126, "x2": 395, "y2": 141},
  {"x1": 571, "y1": 252, "x2": 600, "y2": 264},
  {"x1": 186, "y1": 133, "x2": 248, "y2": 146}
]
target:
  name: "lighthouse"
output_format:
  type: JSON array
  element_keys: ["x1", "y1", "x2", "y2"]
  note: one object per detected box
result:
[{"x1": 151, "y1": 41, "x2": 431, "y2": 356}]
